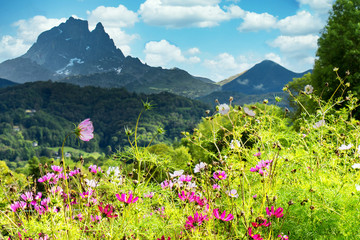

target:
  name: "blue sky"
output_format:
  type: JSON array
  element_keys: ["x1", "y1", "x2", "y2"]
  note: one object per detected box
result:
[{"x1": 0, "y1": 0, "x2": 335, "y2": 81}]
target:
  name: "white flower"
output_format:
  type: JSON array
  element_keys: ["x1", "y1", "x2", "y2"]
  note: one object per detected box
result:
[
  {"x1": 352, "y1": 163, "x2": 360, "y2": 169},
  {"x1": 85, "y1": 179, "x2": 98, "y2": 188},
  {"x1": 304, "y1": 85, "x2": 314, "y2": 94},
  {"x1": 244, "y1": 107, "x2": 255, "y2": 117},
  {"x1": 107, "y1": 166, "x2": 120, "y2": 177},
  {"x1": 313, "y1": 120, "x2": 325, "y2": 129},
  {"x1": 194, "y1": 162, "x2": 206, "y2": 173},
  {"x1": 230, "y1": 139, "x2": 241, "y2": 149},
  {"x1": 187, "y1": 182, "x2": 197, "y2": 189},
  {"x1": 227, "y1": 189, "x2": 239, "y2": 198},
  {"x1": 169, "y1": 170, "x2": 184, "y2": 178},
  {"x1": 357, "y1": 145, "x2": 360, "y2": 155},
  {"x1": 356, "y1": 184, "x2": 360, "y2": 191},
  {"x1": 338, "y1": 144, "x2": 353, "y2": 150},
  {"x1": 218, "y1": 104, "x2": 230, "y2": 115}
]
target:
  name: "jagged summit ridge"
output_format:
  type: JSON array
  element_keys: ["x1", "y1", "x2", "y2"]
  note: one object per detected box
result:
[
  {"x1": 0, "y1": 17, "x2": 126, "y2": 83},
  {"x1": 22, "y1": 17, "x2": 124, "y2": 75}
]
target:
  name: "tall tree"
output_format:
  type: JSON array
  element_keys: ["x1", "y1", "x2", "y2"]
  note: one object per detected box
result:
[{"x1": 311, "y1": 0, "x2": 360, "y2": 100}]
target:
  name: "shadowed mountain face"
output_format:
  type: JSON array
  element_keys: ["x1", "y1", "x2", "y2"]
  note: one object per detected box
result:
[
  {"x1": 0, "y1": 78, "x2": 17, "y2": 88},
  {"x1": 0, "y1": 17, "x2": 125, "y2": 83},
  {"x1": 221, "y1": 60, "x2": 311, "y2": 95},
  {"x1": 0, "y1": 17, "x2": 219, "y2": 98}
]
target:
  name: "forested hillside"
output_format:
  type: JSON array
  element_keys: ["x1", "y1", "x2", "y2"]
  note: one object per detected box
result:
[{"x1": 0, "y1": 81, "x2": 209, "y2": 166}]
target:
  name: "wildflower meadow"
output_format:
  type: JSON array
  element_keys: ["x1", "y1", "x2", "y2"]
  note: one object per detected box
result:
[{"x1": 1, "y1": 73, "x2": 360, "y2": 240}]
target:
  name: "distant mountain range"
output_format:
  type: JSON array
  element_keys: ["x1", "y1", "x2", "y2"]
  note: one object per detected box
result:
[
  {"x1": 0, "y1": 16, "x2": 311, "y2": 101},
  {"x1": 0, "y1": 17, "x2": 219, "y2": 98},
  {"x1": 220, "y1": 60, "x2": 311, "y2": 95},
  {"x1": 0, "y1": 78, "x2": 17, "y2": 88}
]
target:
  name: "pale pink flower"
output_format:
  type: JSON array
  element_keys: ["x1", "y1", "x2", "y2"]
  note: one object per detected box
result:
[
  {"x1": 218, "y1": 104, "x2": 230, "y2": 115},
  {"x1": 51, "y1": 165, "x2": 63, "y2": 172},
  {"x1": 75, "y1": 118, "x2": 94, "y2": 141},
  {"x1": 212, "y1": 184, "x2": 221, "y2": 190}
]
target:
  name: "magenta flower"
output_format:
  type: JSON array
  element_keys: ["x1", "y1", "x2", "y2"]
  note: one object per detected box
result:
[
  {"x1": 89, "y1": 165, "x2": 101, "y2": 174},
  {"x1": 278, "y1": 235, "x2": 289, "y2": 240},
  {"x1": 266, "y1": 206, "x2": 284, "y2": 218},
  {"x1": 116, "y1": 192, "x2": 139, "y2": 204},
  {"x1": 253, "y1": 152, "x2": 261, "y2": 157},
  {"x1": 178, "y1": 191, "x2": 196, "y2": 202},
  {"x1": 251, "y1": 219, "x2": 271, "y2": 228},
  {"x1": 161, "y1": 180, "x2": 173, "y2": 189},
  {"x1": 248, "y1": 227, "x2": 263, "y2": 240},
  {"x1": 10, "y1": 201, "x2": 26, "y2": 212},
  {"x1": 213, "y1": 209, "x2": 234, "y2": 221},
  {"x1": 250, "y1": 160, "x2": 272, "y2": 176},
  {"x1": 51, "y1": 165, "x2": 63, "y2": 172},
  {"x1": 184, "y1": 212, "x2": 208, "y2": 230},
  {"x1": 179, "y1": 175, "x2": 192, "y2": 182},
  {"x1": 98, "y1": 203, "x2": 118, "y2": 218},
  {"x1": 69, "y1": 168, "x2": 80, "y2": 177},
  {"x1": 213, "y1": 184, "x2": 221, "y2": 190},
  {"x1": 21, "y1": 192, "x2": 33, "y2": 202},
  {"x1": 157, "y1": 236, "x2": 171, "y2": 240},
  {"x1": 213, "y1": 170, "x2": 227, "y2": 180},
  {"x1": 75, "y1": 118, "x2": 94, "y2": 141}
]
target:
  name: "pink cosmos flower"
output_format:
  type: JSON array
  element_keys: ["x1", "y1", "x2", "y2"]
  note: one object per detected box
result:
[
  {"x1": 248, "y1": 227, "x2": 263, "y2": 240},
  {"x1": 91, "y1": 214, "x2": 102, "y2": 222},
  {"x1": 213, "y1": 184, "x2": 221, "y2": 190},
  {"x1": 98, "y1": 203, "x2": 118, "y2": 218},
  {"x1": 10, "y1": 201, "x2": 26, "y2": 212},
  {"x1": 179, "y1": 175, "x2": 192, "y2": 182},
  {"x1": 253, "y1": 152, "x2": 261, "y2": 157},
  {"x1": 21, "y1": 192, "x2": 33, "y2": 202},
  {"x1": 213, "y1": 170, "x2": 227, "y2": 180},
  {"x1": 213, "y1": 209, "x2": 234, "y2": 221},
  {"x1": 178, "y1": 191, "x2": 196, "y2": 202},
  {"x1": 73, "y1": 213, "x2": 84, "y2": 221},
  {"x1": 51, "y1": 165, "x2": 63, "y2": 172},
  {"x1": 89, "y1": 165, "x2": 101, "y2": 174},
  {"x1": 69, "y1": 168, "x2": 80, "y2": 177},
  {"x1": 266, "y1": 206, "x2": 284, "y2": 218},
  {"x1": 75, "y1": 118, "x2": 94, "y2": 141},
  {"x1": 161, "y1": 180, "x2": 173, "y2": 189},
  {"x1": 184, "y1": 212, "x2": 208, "y2": 230},
  {"x1": 278, "y1": 235, "x2": 289, "y2": 240},
  {"x1": 116, "y1": 192, "x2": 139, "y2": 204},
  {"x1": 250, "y1": 160, "x2": 272, "y2": 176},
  {"x1": 251, "y1": 219, "x2": 271, "y2": 228}
]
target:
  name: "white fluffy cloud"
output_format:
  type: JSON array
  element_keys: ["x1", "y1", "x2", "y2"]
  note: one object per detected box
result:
[
  {"x1": 87, "y1": 5, "x2": 138, "y2": 28},
  {"x1": 297, "y1": 0, "x2": 334, "y2": 14},
  {"x1": 187, "y1": 47, "x2": 200, "y2": 55},
  {"x1": 270, "y1": 34, "x2": 319, "y2": 54},
  {"x1": 0, "y1": 16, "x2": 66, "y2": 62},
  {"x1": 144, "y1": 40, "x2": 186, "y2": 67},
  {"x1": 237, "y1": 11, "x2": 277, "y2": 32},
  {"x1": 277, "y1": 11, "x2": 324, "y2": 35},
  {"x1": 87, "y1": 5, "x2": 139, "y2": 55},
  {"x1": 0, "y1": 36, "x2": 29, "y2": 62},
  {"x1": 139, "y1": 0, "x2": 242, "y2": 28},
  {"x1": 203, "y1": 53, "x2": 255, "y2": 81},
  {"x1": 13, "y1": 15, "x2": 67, "y2": 43}
]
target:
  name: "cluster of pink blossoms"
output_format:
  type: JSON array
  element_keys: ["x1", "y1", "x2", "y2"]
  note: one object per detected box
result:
[
  {"x1": 248, "y1": 206, "x2": 285, "y2": 240},
  {"x1": 161, "y1": 170, "x2": 196, "y2": 189},
  {"x1": 250, "y1": 160, "x2": 273, "y2": 176},
  {"x1": 178, "y1": 191, "x2": 207, "y2": 206},
  {"x1": 89, "y1": 165, "x2": 102, "y2": 174},
  {"x1": 116, "y1": 191, "x2": 139, "y2": 204},
  {"x1": 11, "y1": 191, "x2": 51, "y2": 215}
]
